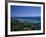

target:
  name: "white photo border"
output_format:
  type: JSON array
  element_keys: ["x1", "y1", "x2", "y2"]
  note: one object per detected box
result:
[{"x1": 7, "y1": 1, "x2": 45, "y2": 35}]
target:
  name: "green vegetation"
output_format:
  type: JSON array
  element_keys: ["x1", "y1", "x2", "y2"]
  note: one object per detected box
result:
[{"x1": 11, "y1": 18, "x2": 41, "y2": 31}]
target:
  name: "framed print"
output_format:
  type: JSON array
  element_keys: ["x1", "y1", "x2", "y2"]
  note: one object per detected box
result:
[{"x1": 6, "y1": 1, "x2": 45, "y2": 36}]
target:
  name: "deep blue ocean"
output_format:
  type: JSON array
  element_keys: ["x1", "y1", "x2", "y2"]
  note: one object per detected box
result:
[{"x1": 11, "y1": 17, "x2": 41, "y2": 23}]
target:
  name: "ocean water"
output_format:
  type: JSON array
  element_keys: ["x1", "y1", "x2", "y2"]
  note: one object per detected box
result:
[{"x1": 11, "y1": 17, "x2": 41, "y2": 23}]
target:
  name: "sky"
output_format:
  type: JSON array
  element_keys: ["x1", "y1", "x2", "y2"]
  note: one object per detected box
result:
[{"x1": 11, "y1": 5, "x2": 41, "y2": 17}]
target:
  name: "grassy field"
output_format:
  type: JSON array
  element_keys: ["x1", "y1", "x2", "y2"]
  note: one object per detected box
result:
[{"x1": 11, "y1": 18, "x2": 41, "y2": 31}]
